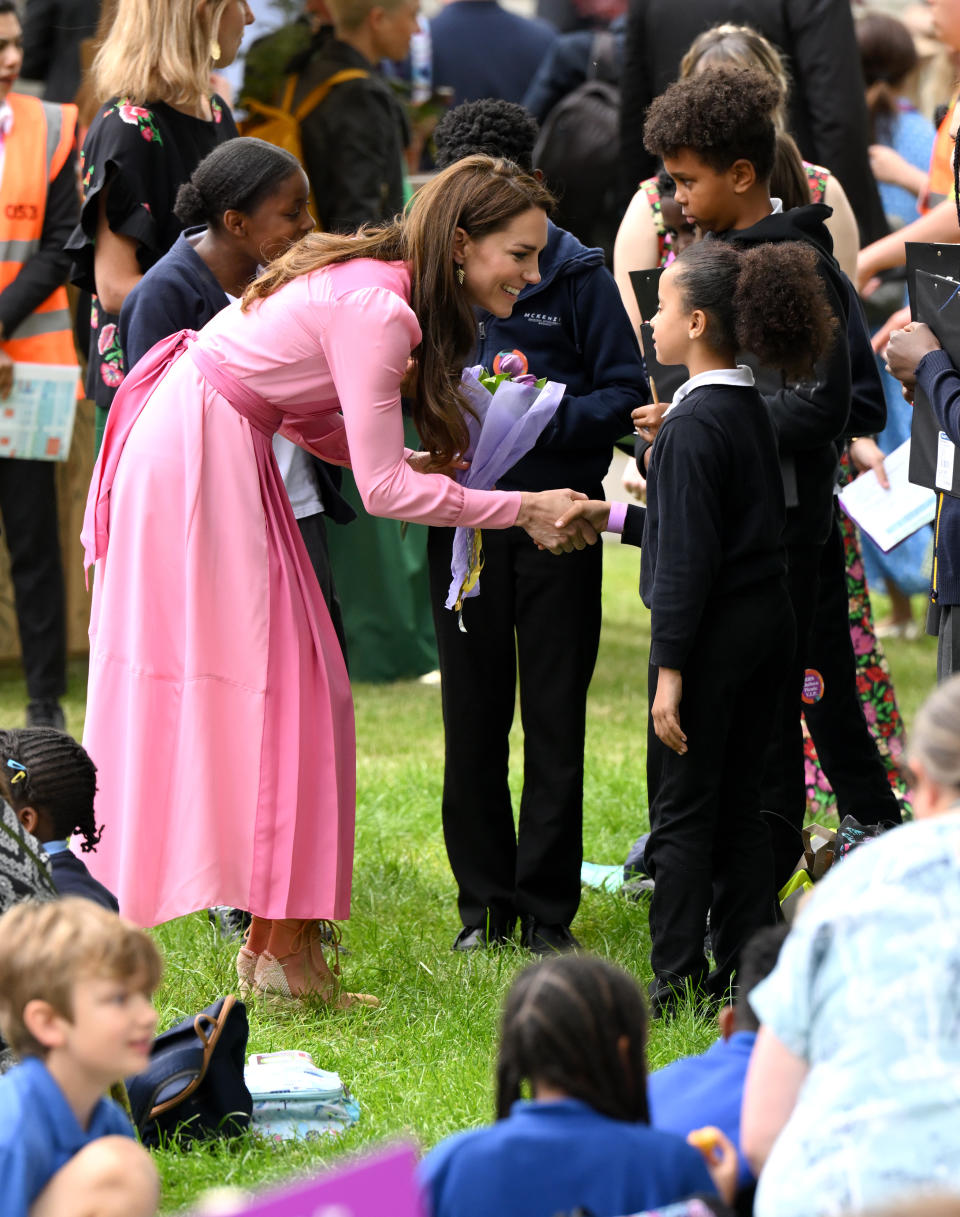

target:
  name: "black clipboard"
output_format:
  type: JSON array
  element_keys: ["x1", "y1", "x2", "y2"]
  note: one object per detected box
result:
[
  {"x1": 911, "y1": 268, "x2": 960, "y2": 497},
  {"x1": 628, "y1": 268, "x2": 687, "y2": 402}
]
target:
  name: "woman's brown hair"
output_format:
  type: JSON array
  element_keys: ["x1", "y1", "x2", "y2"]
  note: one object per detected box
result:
[
  {"x1": 856, "y1": 11, "x2": 919, "y2": 143},
  {"x1": 244, "y1": 156, "x2": 555, "y2": 469}
]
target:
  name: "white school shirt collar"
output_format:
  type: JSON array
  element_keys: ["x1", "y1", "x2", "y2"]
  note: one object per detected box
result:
[{"x1": 664, "y1": 365, "x2": 756, "y2": 417}]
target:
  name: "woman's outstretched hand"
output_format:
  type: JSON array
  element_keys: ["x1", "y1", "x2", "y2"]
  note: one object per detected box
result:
[{"x1": 517, "y1": 489, "x2": 597, "y2": 553}]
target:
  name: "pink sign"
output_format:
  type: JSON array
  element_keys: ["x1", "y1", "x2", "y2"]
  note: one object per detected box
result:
[{"x1": 199, "y1": 1143, "x2": 424, "y2": 1217}]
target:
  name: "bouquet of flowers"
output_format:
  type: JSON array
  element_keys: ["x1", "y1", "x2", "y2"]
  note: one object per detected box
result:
[{"x1": 446, "y1": 351, "x2": 565, "y2": 620}]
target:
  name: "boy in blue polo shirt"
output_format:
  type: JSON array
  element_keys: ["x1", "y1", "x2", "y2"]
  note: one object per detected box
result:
[
  {"x1": 648, "y1": 925, "x2": 788, "y2": 1202},
  {"x1": 0, "y1": 898, "x2": 161, "y2": 1217}
]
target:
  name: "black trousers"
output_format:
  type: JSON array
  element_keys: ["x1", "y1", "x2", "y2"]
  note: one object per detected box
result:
[
  {"x1": 427, "y1": 524, "x2": 602, "y2": 932},
  {"x1": 297, "y1": 511, "x2": 348, "y2": 667},
  {"x1": 645, "y1": 585, "x2": 791, "y2": 995},
  {"x1": 0, "y1": 459, "x2": 65, "y2": 700},
  {"x1": 760, "y1": 543, "x2": 822, "y2": 889},
  {"x1": 804, "y1": 513, "x2": 902, "y2": 825}
]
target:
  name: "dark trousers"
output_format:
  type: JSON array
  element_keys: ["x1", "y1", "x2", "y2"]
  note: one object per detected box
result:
[
  {"x1": 427, "y1": 524, "x2": 602, "y2": 932},
  {"x1": 645, "y1": 585, "x2": 791, "y2": 995},
  {"x1": 804, "y1": 514, "x2": 902, "y2": 825},
  {"x1": 761, "y1": 543, "x2": 822, "y2": 889},
  {"x1": 297, "y1": 511, "x2": 348, "y2": 667},
  {"x1": 0, "y1": 459, "x2": 66, "y2": 700}
]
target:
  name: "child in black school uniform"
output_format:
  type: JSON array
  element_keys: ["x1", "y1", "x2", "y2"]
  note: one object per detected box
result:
[
  {"x1": 0, "y1": 728, "x2": 119, "y2": 912},
  {"x1": 559, "y1": 240, "x2": 836, "y2": 1016}
]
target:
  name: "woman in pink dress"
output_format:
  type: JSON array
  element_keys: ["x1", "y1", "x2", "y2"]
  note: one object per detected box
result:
[{"x1": 81, "y1": 156, "x2": 589, "y2": 1004}]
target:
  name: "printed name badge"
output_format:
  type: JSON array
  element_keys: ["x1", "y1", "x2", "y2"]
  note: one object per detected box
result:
[
  {"x1": 937, "y1": 430, "x2": 957, "y2": 492},
  {"x1": 801, "y1": 669, "x2": 824, "y2": 705}
]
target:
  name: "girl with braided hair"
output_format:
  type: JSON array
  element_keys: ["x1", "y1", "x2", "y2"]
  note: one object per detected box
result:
[
  {"x1": 0, "y1": 729, "x2": 118, "y2": 912},
  {"x1": 419, "y1": 954, "x2": 735, "y2": 1217}
]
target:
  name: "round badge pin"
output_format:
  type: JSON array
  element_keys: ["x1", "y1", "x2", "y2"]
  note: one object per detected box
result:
[
  {"x1": 801, "y1": 669, "x2": 825, "y2": 705},
  {"x1": 492, "y1": 348, "x2": 528, "y2": 375}
]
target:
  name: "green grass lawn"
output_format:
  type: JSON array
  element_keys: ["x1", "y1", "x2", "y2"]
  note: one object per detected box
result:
[{"x1": 0, "y1": 543, "x2": 939, "y2": 1212}]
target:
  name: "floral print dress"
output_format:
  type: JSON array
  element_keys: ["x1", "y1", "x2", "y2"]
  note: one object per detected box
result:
[
  {"x1": 66, "y1": 96, "x2": 238, "y2": 414},
  {"x1": 640, "y1": 166, "x2": 911, "y2": 817}
]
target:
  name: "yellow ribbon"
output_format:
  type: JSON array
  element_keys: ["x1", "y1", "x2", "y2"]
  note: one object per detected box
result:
[{"x1": 454, "y1": 528, "x2": 484, "y2": 629}]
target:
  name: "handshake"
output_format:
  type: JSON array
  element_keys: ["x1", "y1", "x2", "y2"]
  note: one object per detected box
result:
[{"x1": 517, "y1": 490, "x2": 611, "y2": 554}]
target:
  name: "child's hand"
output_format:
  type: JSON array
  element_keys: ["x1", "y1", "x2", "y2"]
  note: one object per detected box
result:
[
  {"x1": 622, "y1": 459, "x2": 646, "y2": 502},
  {"x1": 652, "y1": 667, "x2": 687, "y2": 755},
  {"x1": 554, "y1": 498, "x2": 611, "y2": 535},
  {"x1": 688, "y1": 1126, "x2": 739, "y2": 1206},
  {"x1": 632, "y1": 400, "x2": 668, "y2": 442}
]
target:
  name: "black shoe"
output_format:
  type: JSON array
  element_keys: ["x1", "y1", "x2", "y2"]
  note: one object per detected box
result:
[
  {"x1": 521, "y1": 920, "x2": 580, "y2": 955},
  {"x1": 452, "y1": 924, "x2": 511, "y2": 951},
  {"x1": 25, "y1": 700, "x2": 65, "y2": 731},
  {"x1": 648, "y1": 974, "x2": 718, "y2": 1020}
]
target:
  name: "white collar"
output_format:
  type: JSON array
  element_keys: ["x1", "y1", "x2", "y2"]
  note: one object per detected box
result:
[
  {"x1": 665, "y1": 365, "x2": 755, "y2": 416},
  {"x1": 0, "y1": 101, "x2": 14, "y2": 139},
  {"x1": 770, "y1": 197, "x2": 783, "y2": 214}
]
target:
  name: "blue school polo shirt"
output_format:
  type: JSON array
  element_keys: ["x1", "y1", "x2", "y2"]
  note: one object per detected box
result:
[
  {"x1": 0, "y1": 1056, "x2": 134, "y2": 1216},
  {"x1": 647, "y1": 1032, "x2": 757, "y2": 1189},
  {"x1": 418, "y1": 1097, "x2": 714, "y2": 1217}
]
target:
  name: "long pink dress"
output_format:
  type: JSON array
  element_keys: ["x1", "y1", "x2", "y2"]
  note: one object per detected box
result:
[{"x1": 81, "y1": 259, "x2": 521, "y2": 927}]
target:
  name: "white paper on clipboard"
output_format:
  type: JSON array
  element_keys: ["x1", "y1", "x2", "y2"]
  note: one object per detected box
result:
[
  {"x1": 0, "y1": 363, "x2": 79, "y2": 461},
  {"x1": 838, "y1": 439, "x2": 936, "y2": 552}
]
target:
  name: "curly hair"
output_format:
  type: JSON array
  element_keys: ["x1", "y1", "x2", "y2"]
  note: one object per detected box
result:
[
  {"x1": 644, "y1": 66, "x2": 780, "y2": 184},
  {"x1": 0, "y1": 729, "x2": 102, "y2": 853},
  {"x1": 672, "y1": 240, "x2": 838, "y2": 381},
  {"x1": 495, "y1": 955, "x2": 650, "y2": 1124},
  {"x1": 433, "y1": 99, "x2": 539, "y2": 172}
]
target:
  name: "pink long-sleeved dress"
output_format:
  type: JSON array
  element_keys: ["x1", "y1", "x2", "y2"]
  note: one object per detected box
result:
[{"x1": 81, "y1": 259, "x2": 521, "y2": 927}]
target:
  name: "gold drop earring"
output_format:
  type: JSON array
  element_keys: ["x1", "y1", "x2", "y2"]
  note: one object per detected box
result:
[
  {"x1": 210, "y1": 37, "x2": 221, "y2": 62},
  {"x1": 456, "y1": 265, "x2": 465, "y2": 286}
]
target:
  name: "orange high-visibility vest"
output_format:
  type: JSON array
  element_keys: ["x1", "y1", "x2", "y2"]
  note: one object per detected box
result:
[{"x1": 0, "y1": 93, "x2": 78, "y2": 368}]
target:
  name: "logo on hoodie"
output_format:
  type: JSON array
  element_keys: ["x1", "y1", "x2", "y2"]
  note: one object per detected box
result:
[{"x1": 522, "y1": 311, "x2": 562, "y2": 327}]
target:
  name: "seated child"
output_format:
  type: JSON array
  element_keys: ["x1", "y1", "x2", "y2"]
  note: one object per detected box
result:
[
  {"x1": 0, "y1": 729, "x2": 119, "y2": 912},
  {"x1": 648, "y1": 925, "x2": 788, "y2": 1198},
  {"x1": 0, "y1": 897, "x2": 161, "y2": 1217},
  {"x1": 558, "y1": 240, "x2": 836, "y2": 1014},
  {"x1": 418, "y1": 954, "x2": 735, "y2": 1217}
]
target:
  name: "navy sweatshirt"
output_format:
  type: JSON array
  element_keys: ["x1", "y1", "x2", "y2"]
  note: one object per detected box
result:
[
  {"x1": 622, "y1": 382, "x2": 786, "y2": 670},
  {"x1": 716, "y1": 204, "x2": 852, "y2": 548},
  {"x1": 916, "y1": 348, "x2": 960, "y2": 607},
  {"x1": 119, "y1": 228, "x2": 227, "y2": 371},
  {"x1": 477, "y1": 221, "x2": 647, "y2": 498}
]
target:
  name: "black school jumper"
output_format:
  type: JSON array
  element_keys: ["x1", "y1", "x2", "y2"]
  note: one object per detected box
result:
[{"x1": 625, "y1": 378, "x2": 791, "y2": 1005}]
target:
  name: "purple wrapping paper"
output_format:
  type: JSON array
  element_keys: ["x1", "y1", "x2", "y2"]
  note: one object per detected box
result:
[{"x1": 445, "y1": 365, "x2": 566, "y2": 611}]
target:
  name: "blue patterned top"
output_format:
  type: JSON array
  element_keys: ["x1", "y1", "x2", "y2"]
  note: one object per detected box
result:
[
  {"x1": 876, "y1": 102, "x2": 936, "y2": 229},
  {"x1": 751, "y1": 811, "x2": 960, "y2": 1217}
]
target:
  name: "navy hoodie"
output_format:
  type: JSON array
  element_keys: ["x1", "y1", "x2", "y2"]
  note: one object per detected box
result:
[
  {"x1": 476, "y1": 221, "x2": 647, "y2": 498},
  {"x1": 717, "y1": 203, "x2": 852, "y2": 548}
]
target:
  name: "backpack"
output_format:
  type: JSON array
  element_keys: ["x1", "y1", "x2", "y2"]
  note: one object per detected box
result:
[
  {"x1": 532, "y1": 31, "x2": 621, "y2": 262},
  {"x1": 126, "y1": 995, "x2": 252, "y2": 1146},
  {"x1": 240, "y1": 69, "x2": 369, "y2": 203}
]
